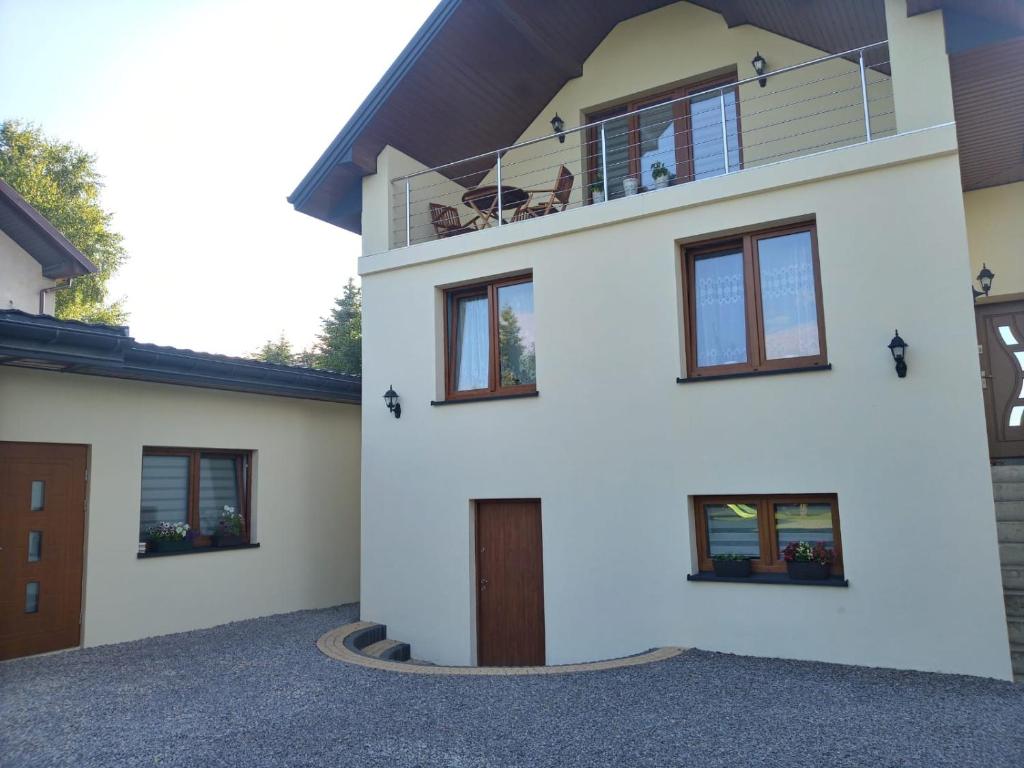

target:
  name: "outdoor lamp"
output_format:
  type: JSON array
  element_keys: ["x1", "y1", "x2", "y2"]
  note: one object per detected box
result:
[
  {"x1": 550, "y1": 113, "x2": 565, "y2": 143},
  {"x1": 887, "y1": 330, "x2": 908, "y2": 378},
  {"x1": 752, "y1": 51, "x2": 768, "y2": 87},
  {"x1": 973, "y1": 263, "x2": 995, "y2": 301},
  {"x1": 383, "y1": 385, "x2": 401, "y2": 419}
]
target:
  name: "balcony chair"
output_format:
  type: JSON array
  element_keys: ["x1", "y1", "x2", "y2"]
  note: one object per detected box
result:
[
  {"x1": 512, "y1": 165, "x2": 575, "y2": 221},
  {"x1": 429, "y1": 203, "x2": 479, "y2": 238}
]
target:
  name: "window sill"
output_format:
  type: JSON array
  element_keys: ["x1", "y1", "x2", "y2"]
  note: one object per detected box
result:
[
  {"x1": 137, "y1": 543, "x2": 260, "y2": 559},
  {"x1": 677, "y1": 363, "x2": 831, "y2": 385},
  {"x1": 430, "y1": 391, "x2": 539, "y2": 406},
  {"x1": 687, "y1": 571, "x2": 848, "y2": 587}
]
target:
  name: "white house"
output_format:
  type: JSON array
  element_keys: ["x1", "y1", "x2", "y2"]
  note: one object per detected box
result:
[{"x1": 291, "y1": 0, "x2": 1024, "y2": 679}]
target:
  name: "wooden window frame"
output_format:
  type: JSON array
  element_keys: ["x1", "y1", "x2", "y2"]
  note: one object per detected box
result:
[
  {"x1": 141, "y1": 447, "x2": 253, "y2": 548},
  {"x1": 585, "y1": 72, "x2": 743, "y2": 200},
  {"x1": 444, "y1": 273, "x2": 536, "y2": 401},
  {"x1": 693, "y1": 494, "x2": 843, "y2": 576},
  {"x1": 681, "y1": 222, "x2": 827, "y2": 378}
]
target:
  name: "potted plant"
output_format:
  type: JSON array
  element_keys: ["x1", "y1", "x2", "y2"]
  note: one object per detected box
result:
[
  {"x1": 782, "y1": 541, "x2": 834, "y2": 580},
  {"x1": 651, "y1": 162, "x2": 670, "y2": 189},
  {"x1": 711, "y1": 553, "x2": 752, "y2": 577},
  {"x1": 145, "y1": 522, "x2": 192, "y2": 553},
  {"x1": 212, "y1": 505, "x2": 245, "y2": 547},
  {"x1": 589, "y1": 178, "x2": 605, "y2": 204},
  {"x1": 622, "y1": 175, "x2": 639, "y2": 197}
]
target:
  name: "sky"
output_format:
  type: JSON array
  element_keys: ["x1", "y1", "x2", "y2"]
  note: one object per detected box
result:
[{"x1": 0, "y1": 0, "x2": 435, "y2": 356}]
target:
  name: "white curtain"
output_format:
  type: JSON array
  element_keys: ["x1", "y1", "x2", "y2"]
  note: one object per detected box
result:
[
  {"x1": 695, "y1": 251, "x2": 747, "y2": 367},
  {"x1": 758, "y1": 232, "x2": 820, "y2": 360},
  {"x1": 455, "y1": 296, "x2": 489, "y2": 390}
]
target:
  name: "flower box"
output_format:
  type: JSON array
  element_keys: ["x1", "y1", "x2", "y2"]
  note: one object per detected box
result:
[
  {"x1": 151, "y1": 538, "x2": 192, "y2": 554},
  {"x1": 786, "y1": 560, "x2": 831, "y2": 580},
  {"x1": 712, "y1": 558, "x2": 752, "y2": 578},
  {"x1": 212, "y1": 533, "x2": 245, "y2": 548}
]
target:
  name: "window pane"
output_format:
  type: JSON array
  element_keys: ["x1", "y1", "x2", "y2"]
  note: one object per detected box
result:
[
  {"x1": 454, "y1": 295, "x2": 489, "y2": 391},
  {"x1": 694, "y1": 250, "x2": 747, "y2": 367},
  {"x1": 140, "y1": 455, "x2": 189, "y2": 537},
  {"x1": 30, "y1": 480, "x2": 45, "y2": 511},
  {"x1": 602, "y1": 114, "x2": 631, "y2": 199},
  {"x1": 705, "y1": 503, "x2": 760, "y2": 558},
  {"x1": 28, "y1": 531, "x2": 42, "y2": 562},
  {"x1": 775, "y1": 503, "x2": 835, "y2": 551},
  {"x1": 497, "y1": 282, "x2": 536, "y2": 387},
  {"x1": 638, "y1": 102, "x2": 677, "y2": 189},
  {"x1": 758, "y1": 231, "x2": 820, "y2": 360},
  {"x1": 691, "y1": 89, "x2": 740, "y2": 180},
  {"x1": 25, "y1": 582, "x2": 40, "y2": 613},
  {"x1": 199, "y1": 456, "x2": 242, "y2": 535}
]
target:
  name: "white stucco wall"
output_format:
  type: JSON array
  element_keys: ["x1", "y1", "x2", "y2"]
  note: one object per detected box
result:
[
  {"x1": 0, "y1": 368, "x2": 361, "y2": 647},
  {"x1": 0, "y1": 228, "x2": 55, "y2": 314},
  {"x1": 964, "y1": 181, "x2": 1024, "y2": 298}
]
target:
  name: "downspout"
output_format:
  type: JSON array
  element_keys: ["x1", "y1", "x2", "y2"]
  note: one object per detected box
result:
[{"x1": 38, "y1": 278, "x2": 73, "y2": 315}]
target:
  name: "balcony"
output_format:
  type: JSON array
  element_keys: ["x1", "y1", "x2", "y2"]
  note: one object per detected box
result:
[{"x1": 389, "y1": 41, "x2": 893, "y2": 249}]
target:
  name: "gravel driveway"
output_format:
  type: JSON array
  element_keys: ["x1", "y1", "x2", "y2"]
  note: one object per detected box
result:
[{"x1": 2, "y1": 604, "x2": 1022, "y2": 767}]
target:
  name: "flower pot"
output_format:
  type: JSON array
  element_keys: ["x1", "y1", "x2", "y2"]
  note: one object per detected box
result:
[
  {"x1": 212, "y1": 532, "x2": 245, "y2": 548},
  {"x1": 653, "y1": 175, "x2": 670, "y2": 190},
  {"x1": 712, "y1": 559, "x2": 752, "y2": 577},
  {"x1": 622, "y1": 176, "x2": 638, "y2": 196},
  {"x1": 786, "y1": 560, "x2": 831, "y2": 580},
  {"x1": 590, "y1": 190, "x2": 605, "y2": 204},
  {"x1": 150, "y1": 538, "x2": 191, "y2": 554}
]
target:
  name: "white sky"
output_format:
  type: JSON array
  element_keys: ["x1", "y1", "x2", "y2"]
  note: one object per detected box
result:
[{"x1": 0, "y1": 0, "x2": 435, "y2": 356}]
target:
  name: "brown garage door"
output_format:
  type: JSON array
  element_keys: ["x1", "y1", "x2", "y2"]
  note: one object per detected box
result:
[
  {"x1": 0, "y1": 442, "x2": 87, "y2": 660},
  {"x1": 476, "y1": 499, "x2": 545, "y2": 666}
]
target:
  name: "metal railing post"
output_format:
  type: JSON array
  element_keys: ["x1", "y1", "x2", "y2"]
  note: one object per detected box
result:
[
  {"x1": 859, "y1": 48, "x2": 872, "y2": 142},
  {"x1": 495, "y1": 151, "x2": 503, "y2": 227},
  {"x1": 719, "y1": 89, "x2": 730, "y2": 174},
  {"x1": 600, "y1": 122, "x2": 609, "y2": 201},
  {"x1": 404, "y1": 181, "x2": 411, "y2": 247}
]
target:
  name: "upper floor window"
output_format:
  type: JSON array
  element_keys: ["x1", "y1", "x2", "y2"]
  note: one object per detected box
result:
[
  {"x1": 587, "y1": 74, "x2": 740, "y2": 200},
  {"x1": 444, "y1": 274, "x2": 536, "y2": 400},
  {"x1": 682, "y1": 223, "x2": 827, "y2": 378}
]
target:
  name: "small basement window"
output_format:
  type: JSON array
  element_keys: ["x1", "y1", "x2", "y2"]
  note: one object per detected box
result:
[{"x1": 139, "y1": 448, "x2": 252, "y2": 551}]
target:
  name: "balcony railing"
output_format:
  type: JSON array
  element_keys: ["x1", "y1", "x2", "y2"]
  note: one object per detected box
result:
[{"x1": 391, "y1": 41, "x2": 893, "y2": 248}]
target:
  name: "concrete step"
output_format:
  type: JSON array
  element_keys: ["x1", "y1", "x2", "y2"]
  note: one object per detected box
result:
[
  {"x1": 992, "y1": 464, "x2": 1024, "y2": 483},
  {"x1": 1008, "y1": 620, "x2": 1024, "y2": 647},
  {"x1": 993, "y1": 482, "x2": 1024, "y2": 502},
  {"x1": 999, "y1": 542, "x2": 1024, "y2": 566},
  {"x1": 1005, "y1": 590, "x2": 1024, "y2": 619},
  {"x1": 355, "y1": 633, "x2": 411, "y2": 662},
  {"x1": 1012, "y1": 649, "x2": 1024, "y2": 677},
  {"x1": 997, "y1": 520, "x2": 1024, "y2": 543},
  {"x1": 995, "y1": 500, "x2": 1024, "y2": 522},
  {"x1": 1002, "y1": 566, "x2": 1024, "y2": 591}
]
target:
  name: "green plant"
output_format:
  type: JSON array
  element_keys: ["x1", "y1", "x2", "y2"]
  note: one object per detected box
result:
[
  {"x1": 782, "y1": 541, "x2": 833, "y2": 565},
  {"x1": 588, "y1": 177, "x2": 603, "y2": 193},
  {"x1": 650, "y1": 161, "x2": 669, "y2": 180},
  {"x1": 216, "y1": 506, "x2": 245, "y2": 536},
  {"x1": 711, "y1": 553, "x2": 749, "y2": 561},
  {"x1": 145, "y1": 522, "x2": 191, "y2": 542}
]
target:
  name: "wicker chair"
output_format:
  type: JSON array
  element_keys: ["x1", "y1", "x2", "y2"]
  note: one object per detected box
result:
[
  {"x1": 513, "y1": 165, "x2": 575, "y2": 220},
  {"x1": 429, "y1": 203, "x2": 478, "y2": 238}
]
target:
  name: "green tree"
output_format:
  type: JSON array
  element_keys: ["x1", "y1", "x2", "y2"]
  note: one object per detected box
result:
[
  {"x1": 498, "y1": 303, "x2": 535, "y2": 386},
  {"x1": 311, "y1": 278, "x2": 362, "y2": 374},
  {"x1": 0, "y1": 120, "x2": 127, "y2": 324},
  {"x1": 250, "y1": 332, "x2": 296, "y2": 365}
]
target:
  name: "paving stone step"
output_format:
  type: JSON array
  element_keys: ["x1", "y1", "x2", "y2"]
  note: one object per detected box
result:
[
  {"x1": 997, "y1": 520, "x2": 1024, "y2": 543},
  {"x1": 999, "y1": 542, "x2": 1024, "y2": 566},
  {"x1": 995, "y1": 500, "x2": 1024, "y2": 522},
  {"x1": 1005, "y1": 591, "x2": 1024, "y2": 618},
  {"x1": 363, "y1": 639, "x2": 402, "y2": 658},
  {"x1": 992, "y1": 465, "x2": 1024, "y2": 483},
  {"x1": 1012, "y1": 650, "x2": 1024, "y2": 676},
  {"x1": 993, "y1": 482, "x2": 1024, "y2": 502},
  {"x1": 1008, "y1": 620, "x2": 1024, "y2": 646},
  {"x1": 1002, "y1": 566, "x2": 1024, "y2": 591}
]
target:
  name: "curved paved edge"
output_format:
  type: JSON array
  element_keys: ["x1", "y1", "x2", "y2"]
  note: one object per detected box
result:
[{"x1": 317, "y1": 622, "x2": 685, "y2": 675}]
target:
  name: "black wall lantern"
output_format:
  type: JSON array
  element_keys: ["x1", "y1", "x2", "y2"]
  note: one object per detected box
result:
[
  {"x1": 550, "y1": 113, "x2": 565, "y2": 143},
  {"x1": 752, "y1": 51, "x2": 768, "y2": 88},
  {"x1": 887, "y1": 330, "x2": 908, "y2": 378},
  {"x1": 383, "y1": 385, "x2": 401, "y2": 418},
  {"x1": 972, "y1": 263, "x2": 995, "y2": 301}
]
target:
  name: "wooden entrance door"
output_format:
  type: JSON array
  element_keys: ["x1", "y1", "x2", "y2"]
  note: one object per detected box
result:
[
  {"x1": 977, "y1": 300, "x2": 1024, "y2": 459},
  {"x1": 475, "y1": 499, "x2": 545, "y2": 666},
  {"x1": 0, "y1": 442, "x2": 87, "y2": 660}
]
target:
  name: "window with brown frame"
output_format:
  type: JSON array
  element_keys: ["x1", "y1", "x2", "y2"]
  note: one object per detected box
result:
[
  {"x1": 682, "y1": 223, "x2": 827, "y2": 378},
  {"x1": 586, "y1": 73, "x2": 741, "y2": 201},
  {"x1": 139, "y1": 448, "x2": 252, "y2": 548},
  {"x1": 444, "y1": 274, "x2": 536, "y2": 400},
  {"x1": 693, "y1": 494, "x2": 843, "y2": 576}
]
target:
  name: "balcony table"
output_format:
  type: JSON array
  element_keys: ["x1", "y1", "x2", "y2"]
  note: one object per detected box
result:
[{"x1": 462, "y1": 185, "x2": 528, "y2": 228}]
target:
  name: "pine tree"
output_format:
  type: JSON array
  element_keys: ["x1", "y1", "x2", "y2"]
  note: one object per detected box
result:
[{"x1": 311, "y1": 278, "x2": 362, "y2": 374}]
